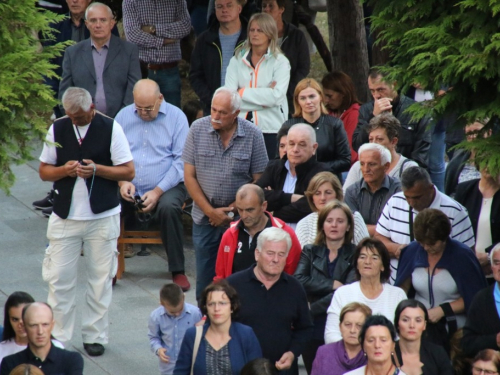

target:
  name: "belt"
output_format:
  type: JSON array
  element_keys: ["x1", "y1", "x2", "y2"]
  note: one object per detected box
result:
[{"x1": 143, "y1": 61, "x2": 178, "y2": 70}]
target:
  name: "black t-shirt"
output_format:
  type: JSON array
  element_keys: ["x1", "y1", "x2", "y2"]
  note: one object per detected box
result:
[{"x1": 232, "y1": 215, "x2": 272, "y2": 274}]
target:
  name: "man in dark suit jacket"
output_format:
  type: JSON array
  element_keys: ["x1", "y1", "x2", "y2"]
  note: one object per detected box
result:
[
  {"x1": 256, "y1": 123, "x2": 328, "y2": 226},
  {"x1": 59, "y1": 2, "x2": 141, "y2": 118},
  {"x1": 42, "y1": 0, "x2": 120, "y2": 116}
]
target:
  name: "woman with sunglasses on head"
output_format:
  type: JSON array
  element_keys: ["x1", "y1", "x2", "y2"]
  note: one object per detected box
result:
[
  {"x1": 394, "y1": 299, "x2": 453, "y2": 375},
  {"x1": 174, "y1": 280, "x2": 261, "y2": 375}
]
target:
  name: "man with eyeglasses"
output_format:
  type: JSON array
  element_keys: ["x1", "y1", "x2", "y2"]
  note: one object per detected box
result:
[
  {"x1": 115, "y1": 79, "x2": 190, "y2": 291},
  {"x1": 123, "y1": 0, "x2": 191, "y2": 108},
  {"x1": 227, "y1": 227, "x2": 313, "y2": 375},
  {"x1": 59, "y1": 2, "x2": 141, "y2": 118}
]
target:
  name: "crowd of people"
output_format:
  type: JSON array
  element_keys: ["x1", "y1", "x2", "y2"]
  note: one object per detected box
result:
[{"x1": 1, "y1": 0, "x2": 499, "y2": 374}]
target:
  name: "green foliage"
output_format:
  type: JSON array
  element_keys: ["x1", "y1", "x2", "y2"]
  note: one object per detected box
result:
[
  {"x1": 0, "y1": 0, "x2": 69, "y2": 193},
  {"x1": 368, "y1": 0, "x2": 500, "y2": 177}
]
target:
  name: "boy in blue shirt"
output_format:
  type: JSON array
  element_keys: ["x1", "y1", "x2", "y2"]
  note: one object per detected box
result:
[{"x1": 148, "y1": 284, "x2": 202, "y2": 375}]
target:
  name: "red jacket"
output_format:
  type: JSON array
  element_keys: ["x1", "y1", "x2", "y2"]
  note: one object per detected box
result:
[
  {"x1": 214, "y1": 212, "x2": 302, "y2": 280},
  {"x1": 330, "y1": 103, "x2": 360, "y2": 165}
]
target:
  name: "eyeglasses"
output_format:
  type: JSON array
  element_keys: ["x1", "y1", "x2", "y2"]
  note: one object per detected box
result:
[
  {"x1": 135, "y1": 99, "x2": 159, "y2": 113},
  {"x1": 473, "y1": 366, "x2": 499, "y2": 375},
  {"x1": 206, "y1": 301, "x2": 230, "y2": 308}
]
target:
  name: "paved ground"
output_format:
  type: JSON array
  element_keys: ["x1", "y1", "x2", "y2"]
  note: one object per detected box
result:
[{"x1": 0, "y1": 145, "x2": 307, "y2": 374}]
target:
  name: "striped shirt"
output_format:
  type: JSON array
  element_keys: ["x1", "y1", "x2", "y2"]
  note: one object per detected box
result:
[
  {"x1": 182, "y1": 116, "x2": 268, "y2": 225},
  {"x1": 116, "y1": 100, "x2": 189, "y2": 195},
  {"x1": 122, "y1": 0, "x2": 191, "y2": 64},
  {"x1": 295, "y1": 211, "x2": 370, "y2": 248},
  {"x1": 376, "y1": 186, "x2": 475, "y2": 283}
]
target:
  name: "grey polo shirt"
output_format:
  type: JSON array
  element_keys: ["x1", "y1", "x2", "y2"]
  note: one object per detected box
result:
[
  {"x1": 344, "y1": 175, "x2": 401, "y2": 225},
  {"x1": 182, "y1": 116, "x2": 268, "y2": 225}
]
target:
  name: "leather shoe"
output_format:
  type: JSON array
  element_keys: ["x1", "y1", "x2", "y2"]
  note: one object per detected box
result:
[
  {"x1": 173, "y1": 274, "x2": 190, "y2": 292},
  {"x1": 84, "y1": 343, "x2": 105, "y2": 356}
]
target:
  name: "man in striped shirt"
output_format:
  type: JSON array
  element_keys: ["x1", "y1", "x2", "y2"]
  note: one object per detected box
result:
[
  {"x1": 375, "y1": 166, "x2": 475, "y2": 283},
  {"x1": 117, "y1": 79, "x2": 190, "y2": 291}
]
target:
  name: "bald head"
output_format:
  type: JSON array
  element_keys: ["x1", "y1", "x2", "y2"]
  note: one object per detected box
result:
[
  {"x1": 23, "y1": 302, "x2": 53, "y2": 324},
  {"x1": 133, "y1": 79, "x2": 163, "y2": 121},
  {"x1": 287, "y1": 123, "x2": 318, "y2": 167},
  {"x1": 22, "y1": 303, "x2": 54, "y2": 350},
  {"x1": 236, "y1": 184, "x2": 266, "y2": 205}
]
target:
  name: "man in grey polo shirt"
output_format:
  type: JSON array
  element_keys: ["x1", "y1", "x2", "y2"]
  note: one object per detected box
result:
[
  {"x1": 183, "y1": 87, "x2": 268, "y2": 299},
  {"x1": 344, "y1": 143, "x2": 401, "y2": 236}
]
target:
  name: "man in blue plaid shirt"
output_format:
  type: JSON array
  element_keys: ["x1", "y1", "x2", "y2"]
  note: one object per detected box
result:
[{"x1": 123, "y1": 0, "x2": 191, "y2": 108}]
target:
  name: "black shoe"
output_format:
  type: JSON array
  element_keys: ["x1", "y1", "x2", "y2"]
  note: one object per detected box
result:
[
  {"x1": 42, "y1": 206, "x2": 52, "y2": 218},
  {"x1": 33, "y1": 190, "x2": 54, "y2": 209},
  {"x1": 83, "y1": 343, "x2": 105, "y2": 356}
]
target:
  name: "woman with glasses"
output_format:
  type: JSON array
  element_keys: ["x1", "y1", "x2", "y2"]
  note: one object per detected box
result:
[
  {"x1": 174, "y1": 280, "x2": 262, "y2": 375},
  {"x1": 324, "y1": 238, "x2": 406, "y2": 344},
  {"x1": 472, "y1": 349, "x2": 500, "y2": 375}
]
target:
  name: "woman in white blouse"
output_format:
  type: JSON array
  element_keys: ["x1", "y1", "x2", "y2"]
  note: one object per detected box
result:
[
  {"x1": 295, "y1": 172, "x2": 369, "y2": 248},
  {"x1": 325, "y1": 238, "x2": 406, "y2": 344}
]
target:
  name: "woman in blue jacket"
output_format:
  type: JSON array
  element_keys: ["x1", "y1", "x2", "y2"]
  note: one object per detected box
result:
[{"x1": 174, "y1": 280, "x2": 262, "y2": 375}]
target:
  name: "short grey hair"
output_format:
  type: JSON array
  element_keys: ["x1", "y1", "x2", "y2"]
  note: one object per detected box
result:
[
  {"x1": 61, "y1": 87, "x2": 93, "y2": 113},
  {"x1": 490, "y1": 243, "x2": 500, "y2": 263},
  {"x1": 358, "y1": 143, "x2": 392, "y2": 165},
  {"x1": 256, "y1": 227, "x2": 292, "y2": 254},
  {"x1": 213, "y1": 87, "x2": 241, "y2": 113},
  {"x1": 85, "y1": 2, "x2": 114, "y2": 20},
  {"x1": 400, "y1": 166, "x2": 432, "y2": 190},
  {"x1": 288, "y1": 123, "x2": 317, "y2": 144}
]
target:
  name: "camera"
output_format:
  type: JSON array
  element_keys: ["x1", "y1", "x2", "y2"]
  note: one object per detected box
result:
[{"x1": 134, "y1": 194, "x2": 145, "y2": 210}]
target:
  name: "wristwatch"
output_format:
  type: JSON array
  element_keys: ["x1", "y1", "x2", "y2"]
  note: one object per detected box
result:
[{"x1": 150, "y1": 25, "x2": 156, "y2": 35}]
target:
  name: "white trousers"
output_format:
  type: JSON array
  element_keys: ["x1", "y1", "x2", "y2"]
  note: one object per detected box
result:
[{"x1": 43, "y1": 214, "x2": 119, "y2": 345}]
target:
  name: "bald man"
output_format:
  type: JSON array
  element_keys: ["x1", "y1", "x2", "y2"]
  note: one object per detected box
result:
[
  {"x1": 116, "y1": 79, "x2": 190, "y2": 291},
  {"x1": 214, "y1": 184, "x2": 302, "y2": 280},
  {"x1": 256, "y1": 123, "x2": 329, "y2": 228},
  {"x1": 0, "y1": 303, "x2": 83, "y2": 375}
]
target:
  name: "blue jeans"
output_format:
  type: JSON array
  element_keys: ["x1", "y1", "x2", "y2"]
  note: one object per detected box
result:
[
  {"x1": 148, "y1": 66, "x2": 181, "y2": 108},
  {"x1": 429, "y1": 124, "x2": 446, "y2": 192},
  {"x1": 190, "y1": 6, "x2": 208, "y2": 36},
  {"x1": 192, "y1": 223, "x2": 226, "y2": 300}
]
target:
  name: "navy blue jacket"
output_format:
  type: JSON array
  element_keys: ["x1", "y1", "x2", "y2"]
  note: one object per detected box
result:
[
  {"x1": 0, "y1": 345, "x2": 83, "y2": 375},
  {"x1": 174, "y1": 322, "x2": 262, "y2": 375},
  {"x1": 395, "y1": 239, "x2": 487, "y2": 311}
]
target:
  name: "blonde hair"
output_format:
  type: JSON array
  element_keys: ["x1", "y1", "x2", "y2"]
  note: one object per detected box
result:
[
  {"x1": 9, "y1": 364, "x2": 45, "y2": 375},
  {"x1": 237, "y1": 13, "x2": 282, "y2": 57},
  {"x1": 292, "y1": 78, "x2": 329, "y2": 118},
  {"x1": 304, "y1": 172, "x2": 343, "y2": 212}
]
